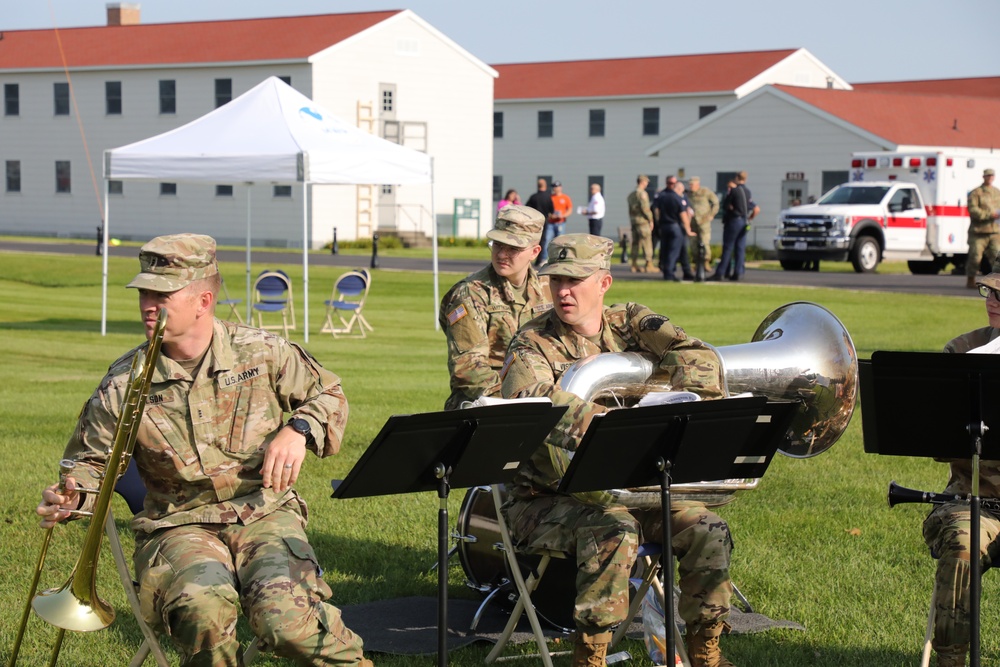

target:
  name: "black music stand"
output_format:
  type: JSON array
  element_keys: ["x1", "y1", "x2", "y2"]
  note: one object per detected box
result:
[
  {"x1": 558, "y1": 396, "x2": 793, "y2": 664},
  {"x1": 862, "y1": 351, "x2": 1000, "y2": 667},
  {"x1": 331, "y1": 402, "x2": 566, "y2": 667}
]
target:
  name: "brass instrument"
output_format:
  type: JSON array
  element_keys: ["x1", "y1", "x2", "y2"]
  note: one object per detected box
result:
[
  {"x1": 9, "y1": 308, "x2": 166, "y2": 666},
  {"x1": 559, "y1": 301, "x2": 858, "y2": 507},
  {"x1": 887, "y1": 480, "x2": 1000, "y2": 513}
]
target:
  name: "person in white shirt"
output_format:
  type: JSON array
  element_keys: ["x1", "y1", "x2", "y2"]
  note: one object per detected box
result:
[{"x1": 585, "y1": 182, "x2": 606, "y2": 237}]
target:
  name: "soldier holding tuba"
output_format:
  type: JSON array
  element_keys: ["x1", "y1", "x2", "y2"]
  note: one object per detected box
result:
[
  {"x1": 35, "y1": 234, "x2": 373, "y2": 667},
  {"x1": 500, "y1": 234, "x2": 737, "y2": 667}
]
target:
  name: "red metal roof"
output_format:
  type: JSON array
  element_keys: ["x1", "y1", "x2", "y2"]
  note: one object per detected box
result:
[
  {"x1": 775, "y1": 85, "x2": 1000, "y2": 149},
  {"x1": 0, "y1": 11, "x2": 401, "y2": 69},
  {"x1": 493, "y1": 49, "x2": 798, "y2": 100},
  {"x1": 852, "y1": 77, "x2": 1000, "y2": 99}
]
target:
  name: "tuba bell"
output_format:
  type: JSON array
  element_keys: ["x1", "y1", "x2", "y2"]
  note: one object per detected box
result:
[{"x1": 559, "y1": 301, "x2": 858, "y2": 507}]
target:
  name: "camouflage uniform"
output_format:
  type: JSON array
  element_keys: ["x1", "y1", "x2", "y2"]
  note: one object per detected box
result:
[
  {"x1": 923, "y1": 325, "x2": 1000, "y2": 661},
  {"x1": 440, "y1": 205, "x2": 551, "y2": 410},
  {"x1": 688, "y1": 181, "x2": 720, "y2": 270},
  {"x1": 62, "y1": 234, "x2": 368, "y2": 667},
  {"x1": 627, "y1": 181, "x2": 655, "y2": 271},
  {"x1": 500, "y1": 235, "x2": 732, "y2": 637},
  {"x1": 965, "y1": 173, "x2": 1000, "y2": 280}
]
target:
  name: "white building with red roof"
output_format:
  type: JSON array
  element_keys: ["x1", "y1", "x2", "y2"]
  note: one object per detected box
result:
[
  {"x1": 644, "y1": 84, "x2": 1000, "y2": 250},
  {"x1": 0, "y1": 5, "x2": 497, "y2": 246},
  {"x1": 491, "y1": 47, "x2": 849, "y2": 237}
]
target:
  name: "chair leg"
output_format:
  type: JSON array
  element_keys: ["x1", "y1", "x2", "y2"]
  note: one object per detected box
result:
[
  {"x1": 921, "y1": 585, "x2": 935, "y2": 667},
  {"x1": 613, "y1": 552, "x2": 661, "y2": 647}
]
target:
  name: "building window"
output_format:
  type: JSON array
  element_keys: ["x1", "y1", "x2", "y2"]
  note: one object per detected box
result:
[
  {"x1": 4, "y1": 84, "x2": 18, "y2": 116},
  {"x1": 215, "y1": 78, "x2": 232, "y2": 108},
  {"x1": 55, "y1": 161, "x2": 71, "y2": 193},
  {"x1": 822, "y1": 171, "x2": 849, "y2": 196},
  {"x1": 108, "y1": 180, "x2": 123, "y2": 195},
  {"x1": 381, "y1": 87, "x2": 394, "y2": 113},
  {"x1": 538, "y1": 110, "x2": 553, "y2": 138},
  {"x1": 493, "y1": 111, "x2": 503, "y2": 139},
  {"x1": 589, "y1": 109, "x2": 605, "y2": 137},
  {"x1": 589, "y1": 175, "x2": 604, "y2": 193},
  {"x1": 160, "y1": 183, "x2": 177, "y2": 196},
  {"x1": 698, "y1": 105, "x2": 716, "y2": 119},
  {"x1": 54, "y1": 82, "x2": 70, "y2": 116},
  {"x1": 278, "y1": 76, "x2": 291, "y2": 86},
  {"x1": 538, "y1": 175, "x2": 552, "y2": 190},
  {"x1": 159, "y1": 80, "x2": 176, "y2": 114},
  {"x1": 216, "y1": 185, "x2": 234, "y2": 197},
  {"x1": 381, "y1": 184, "x2": 393, "y2": 196},
  {"x1": 105, "y1": 81, "x2": 122, "y2": 115},
  {"x1": 274, "y1": 185, "x2": 292, "y2": 197},
  {"x1": 6, "y1": 160, "x2": 21, "y2": 192},
  {"x1": 645, "y1": 175, "x2": 658, "y2": 200},
  {"x1": 493, "y1": 175, "x2": 502, "y2": 202},
  {"x1": 716, "y1": 172, "x2": 739, "y2": 196},
  {"x1": 642, "y1": 107, "x2": 659, "y2": 135}
]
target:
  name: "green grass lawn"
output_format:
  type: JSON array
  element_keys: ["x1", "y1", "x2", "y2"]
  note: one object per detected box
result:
[{"x1": 0, "y1": 248, "x2": 992, "y2": 665}]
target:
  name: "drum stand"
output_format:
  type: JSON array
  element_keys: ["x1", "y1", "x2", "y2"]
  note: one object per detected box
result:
[
  {"x1": 332, "y1": 403, "x2": 565, "y2": 667},
  {"x1": 558, "y1": 397, "x2": 789, "y2": 666}
]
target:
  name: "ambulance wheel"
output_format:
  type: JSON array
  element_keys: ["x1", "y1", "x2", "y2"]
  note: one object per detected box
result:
[
  {"x1": 779, "y1": 260, "x2": 804, "y2": 271},
  {"x1": 907, "y1": 260, "x2": 939, "y2": 275},
  {"x1": 850, "y1": 236, "x2": 880, "y2": 273}
]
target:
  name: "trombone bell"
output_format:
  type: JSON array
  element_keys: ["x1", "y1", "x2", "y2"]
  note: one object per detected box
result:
[{"x1": 32, "y1": 581, "x2": 115, "y2": 632}]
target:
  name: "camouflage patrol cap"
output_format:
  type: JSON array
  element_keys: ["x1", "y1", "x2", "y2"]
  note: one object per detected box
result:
[
  {"x1": 977, "y1": 254, "x2": 1000, "y2": 290},
  {"x1": 486, "y1": 204, "x2": 545, "y2": 248},
  {"x1": 986, "y1": 168, "x2": 996, "y2": 177},
  {"x1": 126, "y1": 233, "x2": 219, "y2": 292},
  {"x1": 539, "y1": 234, "x2": 614, "y2": 278}
]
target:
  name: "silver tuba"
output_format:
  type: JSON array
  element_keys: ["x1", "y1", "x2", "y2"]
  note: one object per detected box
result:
[{"x1": 559, "y1": 301, "x2": 858, "y2": 507}]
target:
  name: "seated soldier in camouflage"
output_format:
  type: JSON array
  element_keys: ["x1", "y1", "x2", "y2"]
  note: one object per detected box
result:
[
  {"x1": 439, "y1": 204, "x2": 552, "y2": 410},
  {"x1": 37, "y1": 234, "x2": 372, "y2": 667},
  {"x1": 500, "y1": 233, "x2": 737, "y2": 667},
  {"x1": 923, "y1": 256, "x2": 1000, "y2": 667}
]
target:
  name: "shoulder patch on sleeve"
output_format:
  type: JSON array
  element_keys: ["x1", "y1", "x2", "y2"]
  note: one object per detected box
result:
[
  {"x1": 447, "y1": 304, "x2": 468, "y2": 326},
  {"x1": 499, "y1": 351, "x2": 516, "y2": 382},
  {"x1": 639, "y1": 314, "x2": 669, "y2": 331}
]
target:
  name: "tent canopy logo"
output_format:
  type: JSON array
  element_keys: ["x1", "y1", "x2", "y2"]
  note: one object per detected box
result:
[{"x1": 299, "y1": 107, "x2": 323, "y2": 121}]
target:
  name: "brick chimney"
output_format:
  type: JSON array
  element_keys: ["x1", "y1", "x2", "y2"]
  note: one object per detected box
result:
[{"x1": 106, "y1": 3, "x2": 141, "y2": 26}]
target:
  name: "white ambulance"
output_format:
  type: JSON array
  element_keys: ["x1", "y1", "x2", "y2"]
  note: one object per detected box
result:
[{"x1": 774, "y1": 150, "x2": 1000, "y2": 273}]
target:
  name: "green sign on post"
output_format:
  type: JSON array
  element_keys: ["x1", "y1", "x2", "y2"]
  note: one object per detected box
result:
[{"x1": 452, "y1": 198, "x2": 481, "y2": 238}]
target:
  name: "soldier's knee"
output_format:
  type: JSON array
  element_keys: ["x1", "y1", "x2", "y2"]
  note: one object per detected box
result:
[{"x1": 164, "y1": 583, "x2": 239, "y2": 640}]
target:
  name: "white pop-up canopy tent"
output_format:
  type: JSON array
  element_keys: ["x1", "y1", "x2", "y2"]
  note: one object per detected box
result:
[{"x1": 103, "y1": 76, "x2": 435, "y2": 341}]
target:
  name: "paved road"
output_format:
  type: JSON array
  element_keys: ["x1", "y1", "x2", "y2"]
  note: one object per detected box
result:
[{"x1": 0, "y1": 239, "x2": 977, "y2": 298}]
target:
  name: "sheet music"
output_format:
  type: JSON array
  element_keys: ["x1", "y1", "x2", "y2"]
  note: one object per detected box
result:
[
  {"x1": 462, "y1": 396, "x2": 553, "y2": 408},
  {"x1": 635, "y1": 391, "x2": 701, "y2": 406},
  {"x1": 968, "y1": 336, "x2": 1000, "y2": 355}
]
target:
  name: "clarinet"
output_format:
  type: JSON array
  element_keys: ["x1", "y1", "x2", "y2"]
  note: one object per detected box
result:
[{"x1": 888, "y1": 480, "x2": 1000, "y2": 513}]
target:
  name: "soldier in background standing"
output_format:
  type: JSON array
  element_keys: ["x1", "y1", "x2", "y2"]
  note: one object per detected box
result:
[
  {"x1": 688, "y1": 177, "x2": 720, "y2": 273},
  {"x1": 627, "y1": 174, "x2": 655, "y2": 273},
  {"x1": 439, "y1": 205, "x2": 551, "y2": 410},
  {"x1": 501, "y1": 234, "x2": 738, "y2": 667},
  {"x1": 964, "y1": 168, "x2": 1000, "y2": 289}
]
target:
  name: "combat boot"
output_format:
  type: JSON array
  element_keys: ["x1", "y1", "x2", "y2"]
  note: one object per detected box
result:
[
  {"x1": 967, "y1": 275, "x2": 977, "y2": 289},
  {"x1": 643, "y1": 261, "x2": 654, "y2": 273},
  {"x1": 571, "y1": 630, "x2": 611, "y2": 667},
  {"x1": 631, "y1": 263, "x2": 639, "y2": 273},
  {"x1": 934, "y1": 643, "x2": 968, "y2": 667},
  {"x1": 685, "y1": 621, "x2": 735, "y2": 667}
]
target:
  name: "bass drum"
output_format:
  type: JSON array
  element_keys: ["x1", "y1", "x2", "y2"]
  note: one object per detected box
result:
[{"x1": 455, "y1": 486, "x2": 578, "y2": 631}]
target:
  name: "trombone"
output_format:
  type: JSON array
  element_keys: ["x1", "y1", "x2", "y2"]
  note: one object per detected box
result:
[{"x1": 8, "y1": 308, "x2": 166, "y2": 667}]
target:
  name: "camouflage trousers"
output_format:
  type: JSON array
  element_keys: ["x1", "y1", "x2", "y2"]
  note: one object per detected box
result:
[
  {"x1": 690, "y1": 218, "x2": 713, "y2": 267},
  {"x1": 504, "y1": 495, "x2": 732, "y2": 634},
  {"x1": 923, "y1": 502, "x2": 1000, "y2": 649},
  {"x1": 134, "y1": 503, "x2": 367, "y2": 667},
  {"x1": 631, "y1": 222, "x2": 654, "y2": 267},
  {"x1": 965, "y1": 231, "x2": 1000, "y2": 278}
]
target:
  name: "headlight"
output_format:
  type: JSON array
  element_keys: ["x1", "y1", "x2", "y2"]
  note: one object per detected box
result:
[{"x1": 829, "y1": 215, "x2": 846, "y2": 233}]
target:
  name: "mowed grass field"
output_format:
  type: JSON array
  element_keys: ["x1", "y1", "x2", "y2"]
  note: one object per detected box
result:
[{"x1": 0, "y1": 247, "x2": 993, "y2": 666}]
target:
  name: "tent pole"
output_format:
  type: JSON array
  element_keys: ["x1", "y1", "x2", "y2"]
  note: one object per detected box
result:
[
  {"x1": 102, "y1": 179, "x2": 110, "y2": 336},
  {"x1": 431, "y1": 158, "x2": 439, "y2": 331},
  {"x1": 303, "y1": 181, "x2": 310, "y2": 343},
  {"x1": 246, "y1": 184, "x2": 253, "y2": 323}
]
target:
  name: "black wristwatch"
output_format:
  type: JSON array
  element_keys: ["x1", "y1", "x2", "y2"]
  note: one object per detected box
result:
[{"x1": 287, "y1": 417, "x2": 313, "y2": 443}]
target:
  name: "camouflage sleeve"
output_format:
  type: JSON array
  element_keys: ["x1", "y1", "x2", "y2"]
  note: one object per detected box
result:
[
  {"x1": 276, "y1": 340, "x2": 348, "y2": 458},
  {"x1": 627, "y1": 304, "x2": 724, "y2": 399},
  {"x1": 708, "y1": 189, "x2": 720, "y2": 219},
  {"x1": 501, "y1": 337, "x2": 607, "y2": 485},
  {"x1": 969, "y1": 188, "x2": 991, "y2": 223},
  {"x1": 440, "y1": 284, "x2": 500, "y2": 401},
  {"x1": 61, "y1": 377, "x2": 119, "y2": 518},
  {"x1": 639, "y1": 191, "x2": 653, "y2": 223}
]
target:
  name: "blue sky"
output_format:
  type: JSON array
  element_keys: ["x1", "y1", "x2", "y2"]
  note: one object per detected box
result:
[{"x1": 3, "y1": 0, "x2": 995, "y2": 83}]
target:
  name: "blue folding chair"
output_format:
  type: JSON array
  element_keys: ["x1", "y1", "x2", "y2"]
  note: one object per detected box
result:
[
  {"x1": 252, "y1": 270, "x2": 295, "y2": 338},
  {"x1": 320, "y1": 270, "x2": 373, "y2": 338}
]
